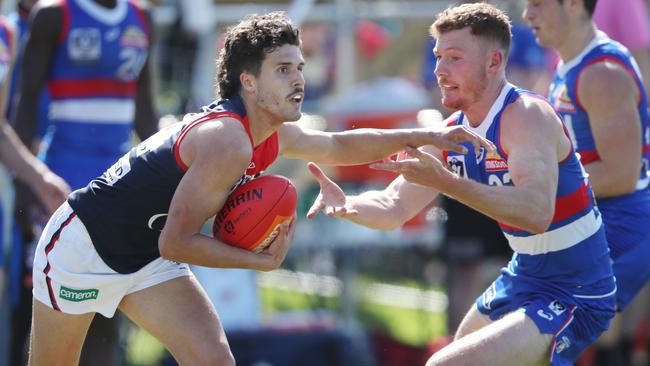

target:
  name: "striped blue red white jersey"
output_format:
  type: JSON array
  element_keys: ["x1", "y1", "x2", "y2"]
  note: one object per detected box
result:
[
  {"x1": 46, "y1": 0, "x2": 150, "y2": 158},
  {"x1": 444, "y1": 83, "x2": 613, "y2": 287},
  {"x1": 549, "y1": 31, "x2": 650, "y2": 191}
]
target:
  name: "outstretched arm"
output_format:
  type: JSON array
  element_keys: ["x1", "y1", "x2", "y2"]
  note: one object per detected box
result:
[
  {"x1": 279, "y1": 122, "x2": 494, "y2": 166},
  {"x1": 306, "y1": 162, "x2": 438, "y2": 230},
  {"x1": 373, "y1": 98, "x2": 566, "y2": 233}
]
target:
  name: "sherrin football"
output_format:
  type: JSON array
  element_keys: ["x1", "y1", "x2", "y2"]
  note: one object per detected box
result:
[{"x1": 213, "y1": 175, "x2": 298, "y2": 253}]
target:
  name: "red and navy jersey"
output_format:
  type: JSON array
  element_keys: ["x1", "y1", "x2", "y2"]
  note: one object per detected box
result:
[
  {"x1": 46, "y1": 0, "x2": 150, "y2": 159},
  {"x1": 549, "y1": 31, "x2": 650, "y2": 190},
  {"x1": 444, "y1": 84, "x2": 613, "y2": 288},
  {"x1": 68, "y1": 96, "x2": 279, "y2": 273}
]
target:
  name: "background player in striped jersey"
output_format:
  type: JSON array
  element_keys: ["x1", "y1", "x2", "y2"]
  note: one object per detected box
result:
[
  {"x1": 12, "y1": 0, "x2": 157, "y2": 364},
  {"x1": 524, "y1": 0, "x2": 650, "y2": 364},
  {"x1": 307, "y1": 3, "x2": 616, "y2": 365}
]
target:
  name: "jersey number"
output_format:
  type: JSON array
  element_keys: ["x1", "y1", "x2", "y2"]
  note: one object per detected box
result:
[
  {"x1": 117, "y1": 48, "x2": 147, "y2": 81},
  {"x1": 488, "y1": 173, "x2": 511, "y2": 186}
]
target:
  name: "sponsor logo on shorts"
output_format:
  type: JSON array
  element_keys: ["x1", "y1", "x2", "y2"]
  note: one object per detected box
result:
[
  {"x1": 59, "y1": 286, "x2": 99, "y2": 302},
  {"x1": 482, "y1": 283, "x2": 497, "y2": 310},
  {"x1": 555, "y1": 336, "x2": 571, "y2": 354},
  {"x1": 549, "y1": 300, "x2": 566, "y2": 316}
]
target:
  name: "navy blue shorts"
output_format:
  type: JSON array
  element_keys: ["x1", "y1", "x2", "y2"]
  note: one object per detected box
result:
[
  {"x1": 599, "y1": 189, "x2": 650, "y2": 310},
  {"x1": 476, "y1": 267, "x2": 616, "y2": 366}
]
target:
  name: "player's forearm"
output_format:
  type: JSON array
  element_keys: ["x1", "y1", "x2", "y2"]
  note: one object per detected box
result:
[
  {"x1": 0, "y1": 122, "x2": 50, "y2": 184},
  {"x1": 443, "y1": 176, "x2": 553, "y2": 233},
  {"x1": 341, "y1": 191, "x2": 414, "y2": 231},
  {"x1": 325, "y1": 128, "x2": 436, "y2": 165},
  {"x1": 14, "y1": 97, "x2": 39, "y2": 149},
  {"x1": 584, "y1": 161, "x2": 639, "y2": 198},
  {"x1": 159, "y1": 233, "x2": 275, "y2": 270}
]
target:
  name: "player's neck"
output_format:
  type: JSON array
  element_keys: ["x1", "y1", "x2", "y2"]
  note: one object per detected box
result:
[
  {"x1": 240, "y1": 96, "x2": 283, "y2": 147},
  {"x1": 94, "y1": 0, "x2": 118, "y2": 9},
  {"x1": 463, "y1": 78, "x2": 507, "y2": 127},
  {"x1": 556, "y1": 22, "x2": 597, "y2": 63}
]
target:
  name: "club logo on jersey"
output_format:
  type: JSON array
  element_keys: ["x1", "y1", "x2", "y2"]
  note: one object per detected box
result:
[
  {"x1": 59, "y1": 286, "x2": 99, "y2": 302},
  {"x1": 475, "y1": 146, "x2": 486, "y2": 165},
  {"x1": 551, "y1": 85, "x2": 576, "y2": 113},
  {"x1": 120, "y1": 26, "x2": 148, "y2": 49},
  {"x1": 447, "y1": 155, "x2": 467, "y2": 178},
  {"x1": 68, "y1": 28, "x2": 102, "y2": 62},
  {"x1": 147, "y1": 213, "x2": 168, "y2": 231},
  {"x1": 548, "y1": 300, "x2": 566, "y2": 316},
  {"x1": 485, "y1": 150, "x2": 508, "y2": 172}
]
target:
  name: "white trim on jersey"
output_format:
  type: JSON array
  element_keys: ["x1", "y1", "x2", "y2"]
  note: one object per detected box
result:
[
  {"x1": 505, "y1": 209, "x2": 602, "y2": 255},
  {"x1": 75, "y1": 0, "x2": 128, "y2": 25},
  {"x1": 573, "y1": 285, "x2": 617, "y2": 299},
  {"x1": 49, "y1": 98, "x2": 135, "y2": 124},
  {"x1": 636, "y1": 174, "x2": 650, "y2": 191}
]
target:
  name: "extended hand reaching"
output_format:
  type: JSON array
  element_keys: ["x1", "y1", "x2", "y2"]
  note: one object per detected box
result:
[
  {"x1": 370, "y1": 146, "x2": 456, "y2": 189},
  {"x1": 431, "y1": 125, "x2": 496, "y2": 156},
  {"x1": 306, "y1": 162, "x2": 358, "y2": 220}
]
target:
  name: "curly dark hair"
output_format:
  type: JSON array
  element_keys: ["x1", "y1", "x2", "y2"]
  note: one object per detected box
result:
[
  {"x1": 216, "y1": 11, "x2": 301, "y2": 98},
  {"x1": 431, "y1": 3, "x2": 512, "y2": 57}
]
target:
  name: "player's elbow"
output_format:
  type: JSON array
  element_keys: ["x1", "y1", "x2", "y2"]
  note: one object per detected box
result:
[
  {"x1": 158, "y1": 231, "x2": 182, "y2": 261},
  {"x1": 524, "y1": 206, "x2": 553, "y2": 234},
  {"x1": 614, "y1": 171, "x2": 640, "y2": 196}
]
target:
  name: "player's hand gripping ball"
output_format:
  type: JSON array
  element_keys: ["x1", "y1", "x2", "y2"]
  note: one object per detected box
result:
[{"x1": 213, "y1": 175, "x2": 298, "y2": 253}]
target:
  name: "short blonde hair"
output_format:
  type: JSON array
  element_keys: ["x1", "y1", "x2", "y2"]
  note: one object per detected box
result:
[{"x1": 430, "y1": 3, "x2": 512, "y2": 56}]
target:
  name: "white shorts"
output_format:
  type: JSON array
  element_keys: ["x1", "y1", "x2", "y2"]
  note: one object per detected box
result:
[{"x1": 32, "y1": 202, "x2": 192, "y2": 318}]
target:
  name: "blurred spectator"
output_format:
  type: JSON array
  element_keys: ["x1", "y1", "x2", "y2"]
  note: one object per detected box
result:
[
  {"x1": 594, "y1": 0, "x2": 650, "y2": 96},
  {"x1": 505, "y1": 0, "x2": 553, "y2": 94},
  {"x1": 355, "y1": 19, "x2": 391, "y2": 60},
  {"x1": 300, "y1": 21, "x2": 336, "y2": 111}
]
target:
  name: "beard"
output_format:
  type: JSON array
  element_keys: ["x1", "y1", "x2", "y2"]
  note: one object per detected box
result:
[
  {"x1": 256, "y1": 92, "x2": 302, "y2": 122},
  {"x1": 441, "y1": 70, "x2": 488, "y2": 111}
]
